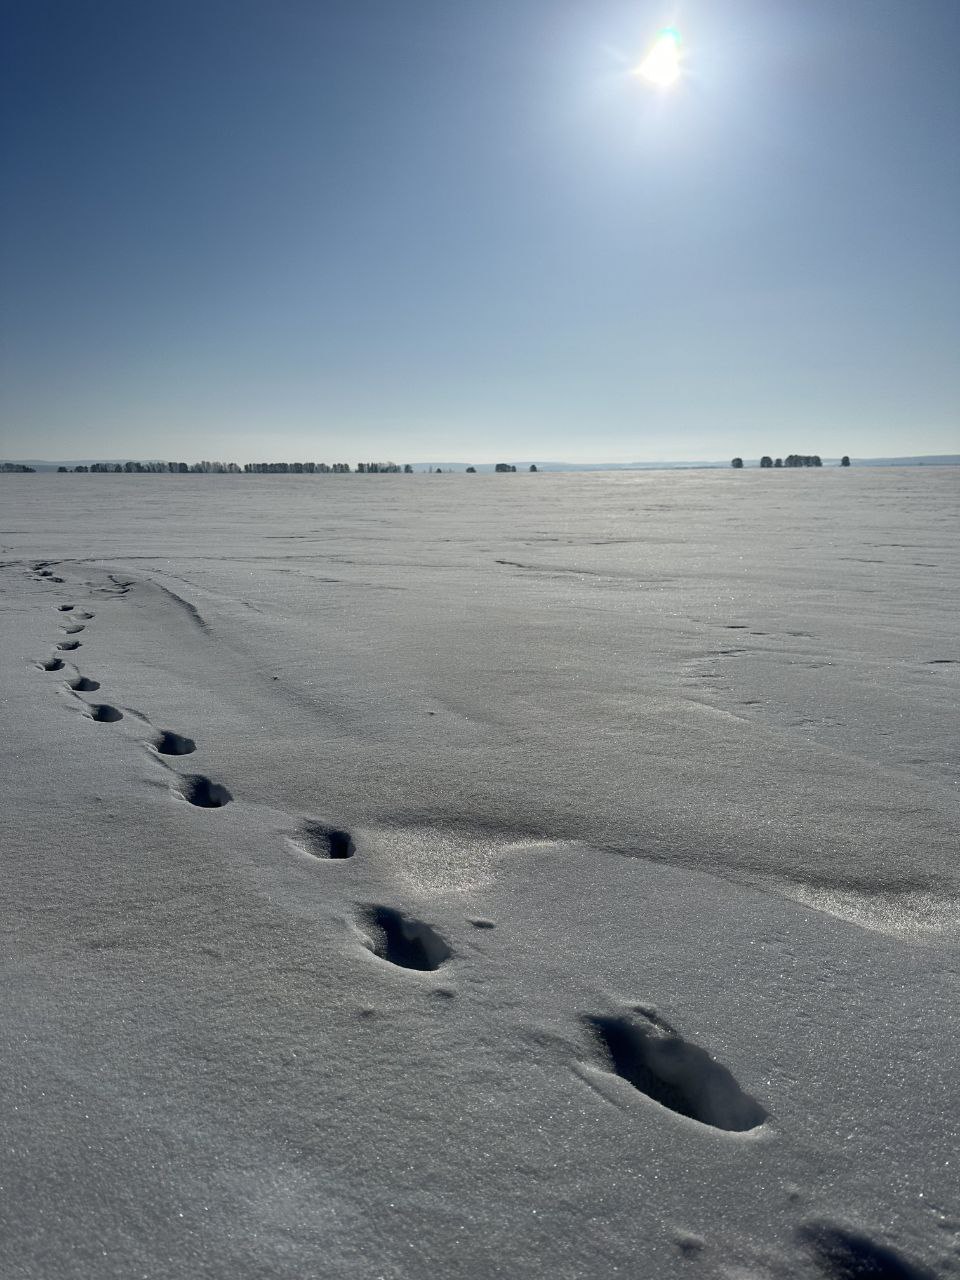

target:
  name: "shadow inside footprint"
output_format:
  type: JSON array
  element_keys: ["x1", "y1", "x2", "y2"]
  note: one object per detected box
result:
[
  {"x1": 798, "y1": 1221, "x2": 936, "y2": 1279},
  {"x1": 38, "y1": 657, "x2": 65, "y2": 671},
  {"x1": 176, "y1": 774, "x2": 232, "y2": 808},
  {"x1": 69, "y1": 675, "x2": 100, "y2": 692},
  {"x1": 153, "y1": 730, "x2": 196, "y2": 756},
  {"x1": 583, "y1": 1011, "x2": 767, "y2": 1132},
  {"x1": 295, "y1": 821, "x2": 355, "y2": 859},
  {"x1": 86, "y1": 703, "x2": 123, "y2": 723},
  {"x1": 57, "y1": 640, "x2": 81, "y2": 651},
  {"x1": 360, "y1": 905, "x2": 451, "y2": 971},
  {"x1": 57, "y1": 604, "x2": 74, "y2": 611}
]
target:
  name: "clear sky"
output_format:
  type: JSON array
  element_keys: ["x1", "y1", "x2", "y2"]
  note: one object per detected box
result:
[{"x1": 2, "y1": 0, "x2": 958, "y2": 463}]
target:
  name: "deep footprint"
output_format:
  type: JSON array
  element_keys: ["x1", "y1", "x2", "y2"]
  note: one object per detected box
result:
[
  {"x1": 69, "y1": 675, "x2": 100, "y2": 692},
  {"x1": 153, "y1": 730, "x2": 196, "y2": 756},
  {"x1": 57, "y1": 640, "x2": 81, "y2": 651},
  {"x1": 176, "y1": 774, "x2": 232, "y2": 808},
  {"x1": 583, "y1": 1010, "x2": 767, "y2": 1132},
  {"x1": 56, "y1": 604, "x2": 74, "y2": 611},
  {"x1": 38, "y1": 657, "x2": 65, "y2": 672},
  {"x1": 86, "y1": 703, "x2": 123, "y2": 723},
  {"x1": 798, "y1": 1221, "x2": 936, "y2": 1279},
  {"x1": 293, "y1": 821, "x2": 355, "y2": 859},
  {"x1": 359, "y1": 905, "x2": 452, "y2": 971}
]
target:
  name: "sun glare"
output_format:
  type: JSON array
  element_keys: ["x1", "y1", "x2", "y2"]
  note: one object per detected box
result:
[{"x1": 636, "y1": 27, "x2": 681, "y2": 88}]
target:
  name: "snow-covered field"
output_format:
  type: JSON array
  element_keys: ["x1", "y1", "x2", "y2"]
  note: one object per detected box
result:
[{"x1": 2, "y1": 467, "x2": 958, "y2": 1279}]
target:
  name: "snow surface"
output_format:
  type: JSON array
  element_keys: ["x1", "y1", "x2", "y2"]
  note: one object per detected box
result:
[{"x1": 1, "y1": 467, "x2": 958, "y2": 1279}]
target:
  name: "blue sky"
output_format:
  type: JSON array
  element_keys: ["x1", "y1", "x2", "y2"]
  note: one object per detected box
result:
[{"x1": 2, "y1": 0, "x2": 958, "y2": 462}]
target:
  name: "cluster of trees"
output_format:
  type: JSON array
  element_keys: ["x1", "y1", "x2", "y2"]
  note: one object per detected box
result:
[
  {"x1": 0, "y1": 462, "x2": 35, "y2": 472},
  {"x1": 245, "y1": 461, "x2": 409, "y2": 473},
  {"x1": 244, "y1": 462, "x2": 351, "y2": 473},
  {"x1": 732, "y1": 455, "x2": 850, "y2": 469}
]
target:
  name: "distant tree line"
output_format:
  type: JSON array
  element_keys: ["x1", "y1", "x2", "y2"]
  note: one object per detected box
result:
[
  {"x1": 1, "y1": 462, "x2": 35, "y2": 472},
  {"x1": 732, "y1": 454, "x2": 850, "y2": 469},
  {"x1": 52, "y1": 460, "x2": 415, "y2": 474},
  {"x1": 61, "y1": 460, "x2": 242, "y2": 473}
]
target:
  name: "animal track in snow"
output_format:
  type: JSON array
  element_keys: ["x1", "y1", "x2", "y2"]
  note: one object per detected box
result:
[
  {"x1": 72, "y1": 610, "x2": 95, "y2": 620},
  {"x1": 84, "y1": 703, "x2": 123, "y2": 723},
  {"x1": 798, "y1": 1221, "x2": 935, "y2": 1279},
  {"x1": 56, "y1": 604, "x2": 74, "y2": 611},
  {"x1": 359, "y1": 905, "x2": 452, "y2": 971},
  {"x1": 289, "y1": 820, "x2": 355, "y2": 859},
  {"x1": 152, "y1": 730, "x2": 196, "y2": 756},
  {"x1": 60, "y1": 623, "x2": 85, "y2": 634},
  {"x1": 174, "y1": 773, "x2": 232, "y2": 808},
  {"x1": 57, "y1": 640, "x2": 81, "y2": 651},
  {"x1": 38, "y1": 657, "x2": 65, "y2": 671},
  {"x1": 581, "y1": 1009, "x2": 767, "y2": 1132},
  {"x1": 68, "y1": 674, "x2": 100, "y2": 692}
]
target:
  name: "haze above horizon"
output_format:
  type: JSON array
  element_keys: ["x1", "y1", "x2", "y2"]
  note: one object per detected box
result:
[{"x1": 2, "y1": 0, "x2": 958, "y2": 462}]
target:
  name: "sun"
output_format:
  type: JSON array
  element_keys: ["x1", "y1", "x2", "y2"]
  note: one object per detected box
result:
[{"x1": 635, "y1": 27, "x2": 681, "y2": 88}]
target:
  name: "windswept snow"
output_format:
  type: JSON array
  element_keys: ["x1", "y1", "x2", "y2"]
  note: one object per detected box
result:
[{"x1": 1, "y1": 468, "x2": 958, "y2": 1278}]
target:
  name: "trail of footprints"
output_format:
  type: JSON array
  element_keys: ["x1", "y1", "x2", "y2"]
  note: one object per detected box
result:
[
  {"x1": 38, "y1": 582, "x2": 769, "y2": 1134},
  {"x1": 35, "y1": 579, "x2": 764, "y2": 1131},
  {"x1": 30, "y1": 568, "x2": 932, "y2": 1278},
  {"x1": 33, "y1": 582, "x2": 217, "y2": 795}
]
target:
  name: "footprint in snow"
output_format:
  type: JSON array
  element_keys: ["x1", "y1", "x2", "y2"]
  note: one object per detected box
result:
[
  {"x1": 151, "y1": 730, "x2": 196, "y2": 756},
  {"x1": 38, "y1": 657, "x2": 65, "y2": 671},
  {"x1": 84, "y1": 703, "x2": 123, "y2": 723},
  {"x1": 798, "y1": 1221, "x2": 936, "y2": 1279},
  {"x1": 358, "y1": 905, "x2": 452, "y2": 972},
  {"x1": 60, "y1": 623, "x2": 85, "y2": 634},
  {"x1": 287, "y1": 820, "x2": 355, "y2": 860},
  {"x1": 67, "y1": 673, "x2": 100, "y2": 692},
  {"x1": 580, "y1": 1007, "x2": 767, "y2": 1133},
  {"x1": 57, "y1": 640, "x2": 81, "y2": 651},
  {"x1": 174, "y1": 773, "x2": 232, "y2": 808}
]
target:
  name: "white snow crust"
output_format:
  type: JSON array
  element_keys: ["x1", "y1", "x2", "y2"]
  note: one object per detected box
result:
[{"x1": 1, "y1": 467, "x2": 958, "y2": 1279}]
